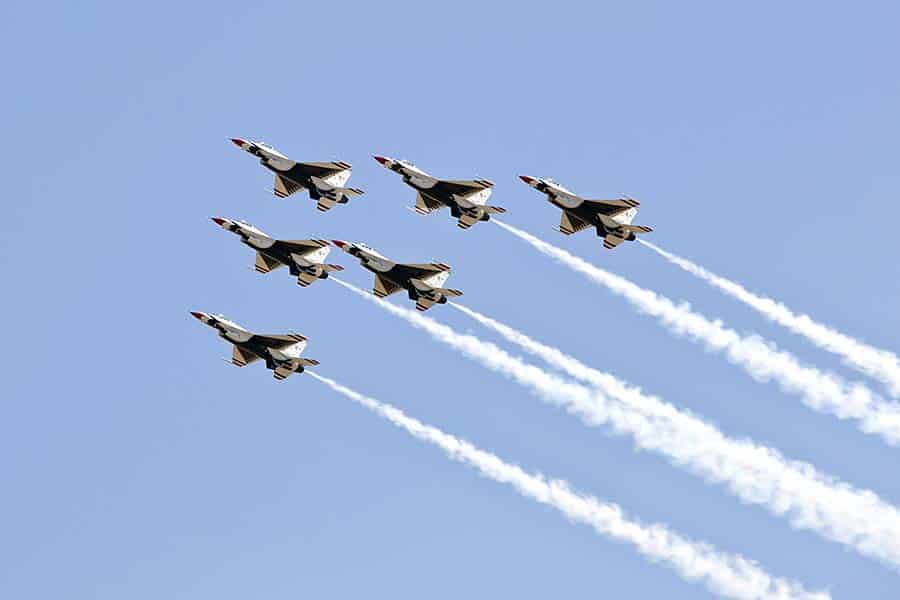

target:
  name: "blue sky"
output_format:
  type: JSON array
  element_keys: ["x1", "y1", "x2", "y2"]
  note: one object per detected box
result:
[{"x1": 2, "y1": 1, "x2": 899, "y2": 597}]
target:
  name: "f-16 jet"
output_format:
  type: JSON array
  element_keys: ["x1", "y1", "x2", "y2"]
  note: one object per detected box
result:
[
  {"x1": 211, "y1": 217, "x2": 342, "y2": 287},
  {"x1": 190, "y1": 311, "x2": 319, "y2": 380},
  {"x1": 519, "y1": 176, "x2": 653, "y2": 250},
  {"x1": 230, "y1": 138, "x2": 363, "y2": 212},
  {"x1": 331, "y1": 240, "x2": 462, "y2": 311},
  {"x1": 373, "y1": 155, "x2": 505, "y2": 229}
]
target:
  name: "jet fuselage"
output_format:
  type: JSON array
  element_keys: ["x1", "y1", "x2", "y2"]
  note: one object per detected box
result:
[
  {"x1": 521, "y1": 175, "x2": 639, "y2": 238},
  {"x1": 333, "y1": 241, "x2": 452, "y2": 302},
  {"x1": 373, "y1": 155, "x2": 496, "y2": 225},
  {"x1": 231, "y1": 138, "x2": 352, "y2": 197},
  {"x1": 213, "y1": 218, "x2": 334, "y2": 281},
  {"x1": 191, "y1": 311, "x2": 307, "y2": 371}
]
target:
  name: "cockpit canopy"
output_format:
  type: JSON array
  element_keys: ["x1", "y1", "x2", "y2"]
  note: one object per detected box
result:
[{"x1": 355, "y1": 242, "x2": 386, "y2": 258}]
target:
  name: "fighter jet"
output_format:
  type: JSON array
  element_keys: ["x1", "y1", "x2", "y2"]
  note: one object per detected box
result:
[
  {"x1": 331, "y1": 240, "x2": 462, "y2": 311},
  {"x1": 230, "y1": 138, "x2": 363, "y2": 212},
  {"x1": 372, "y1": 155, "x2": 505, "y2": 229},
  {"x1": 211, "y1": 217, "x2": 342, "y2": 287},
  {"x1": 190, "y1": 312, "x2": 319, "y2": 380},
  {"x1": 519, "y1": 176, "x2": 653, "y2": 250}
]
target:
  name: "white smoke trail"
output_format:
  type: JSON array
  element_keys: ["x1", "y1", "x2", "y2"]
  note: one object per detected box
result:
[
  {"x1": 639, "y1": 239, "x2": 900, "y2": 398},
  {"x1": 493, "y1": 220, "x2": 900, "y2": 446},
  {"x1": 332, "y1": 277, "x2": 900, "y2": 568},
  {"x1": 309, "y1": 371, "x2": 828, "y2": 600}
]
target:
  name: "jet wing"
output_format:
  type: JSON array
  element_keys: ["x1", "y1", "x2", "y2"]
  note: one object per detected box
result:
[
  {"x1": 399, "y1": 262, "x2": 451, "y2": 279},
  {"x1": 582, "y1": 197, "x2": 640, "y2": 213},
  {"x1": 437, "y1": 179, "x2": 494, "y2": 196},
  {"x1": 251, "y1": 332, "x2": 307, "y2": 349},
  {"x1": 231, "y1": 346, "x2": 260, "y2": 367},
  {"x1": 414, "y1": 192, "x2": 443, "y2": 215},
  {"x1": 274, "y1": 174, "x2": 305, "y2": 199},
  {"x1": 373, "y1": 274, "x2": 403, "y2": 298},
  {"x1": 296, "y1": 161, "x2": 353, "y2": 178},
  {"x1": 273, "y1": 239, "x2": 330, "y2": 254},
  {"x1": 559, "y1": 212, "x2": 593, "y2": 235},
  {"x1": 255, "y1": 252, "x2": 284, "y2": 273}
]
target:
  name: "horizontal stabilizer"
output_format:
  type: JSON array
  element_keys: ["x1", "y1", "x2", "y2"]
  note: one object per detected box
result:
[
  {"x1": 297, "y1": 272, "x2": 319, "y2": 287},
  {"x1": 272, "y1": 366, "x2": 296, "y2": 381},
  {"x1": 457, "y1": 213, "x2": 480, "y2": 229},
  {"x1": 620, "y1": 224, "x2": 653, "y2": 234},
  {"x1": 603, "y1": 235, "x2": 627, "y2": 250},
  {"x1": 297, "y1": 264, "x2": 343, "y2": 287},
  {"x1": 310, "y1": 175, "x2": 364, "y2": 197},
  {"x1": 437, "y1": 287, "x2": 463, "y2": 297},
  {"x1": 415, "y1": 297, "x2": 437, "y2": 312},
  {"x1": 316, "y1": 197, "x2": 336, "y2": 212},
  {"x1": 272, "y1": 357, "x2": 319, "y2": 381}
]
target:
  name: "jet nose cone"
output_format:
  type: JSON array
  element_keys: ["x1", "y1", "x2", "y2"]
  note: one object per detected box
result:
[
  {"x1": 331, "y1": 240, "x2": 347, "y2": 249},
  {"x1": 211, "y1": 217, "x2": 226, "y2": 226},
  {"x1": 519, "y1": 175, "x2": 536, "y2": 185},
  {"x1": 372, "y1": 155, "x2": 390, "y2": 165},
  {"x1": 190, "y1": 311, "x2": 205, "y2": 320},
  {"x1": 230, "y1": 138, "x2": 246, "y2": 148}
]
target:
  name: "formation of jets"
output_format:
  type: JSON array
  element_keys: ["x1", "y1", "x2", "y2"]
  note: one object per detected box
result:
[{"x1": 194, "y1": 139, "x2": 654, "y2": 379}]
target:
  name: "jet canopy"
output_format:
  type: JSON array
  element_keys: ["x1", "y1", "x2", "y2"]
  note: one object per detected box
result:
[{"x1": 356, "y1": 242, "x2": 387, "y2": 259}]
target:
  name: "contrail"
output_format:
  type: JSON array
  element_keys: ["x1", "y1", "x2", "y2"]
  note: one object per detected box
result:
[
  {"x1": 639, "y1": 239, "x2": 900, "y2": 398},
  {"x1": 332, "y1": 277, "x2": 900, "y2": 568},
  {"x1": 309, "y1": 371, "x2": 828, "y2": 600},
  {"x1": 493, "y1": 220, "x2": 900, "y2": 446}
]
